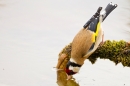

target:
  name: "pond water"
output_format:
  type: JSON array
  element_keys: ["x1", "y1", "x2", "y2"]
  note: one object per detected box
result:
[{"x1": 0, "y1": 0, "x2": 130, "y2": 86}]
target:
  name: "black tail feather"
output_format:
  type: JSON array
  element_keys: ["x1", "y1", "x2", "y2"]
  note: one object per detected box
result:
[
  {"x1": 83, "y1": 2, "x2": 118, "y2": 29},
  {"x1": 83, "y1": 7, "x2": 102, "y2": 29},
  {"x1": 102, "y1": 2, "x2": 118, "y2": 21}
]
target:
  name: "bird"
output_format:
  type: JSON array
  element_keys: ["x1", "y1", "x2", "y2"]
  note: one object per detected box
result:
[{"x1": 65, "y1": 2, "x2": 118, "y2": 77}]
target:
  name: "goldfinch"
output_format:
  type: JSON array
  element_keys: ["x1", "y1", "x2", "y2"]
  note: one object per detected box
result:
[{"x1": 65, "y1": 2, "x2": 118, "y2": 76}]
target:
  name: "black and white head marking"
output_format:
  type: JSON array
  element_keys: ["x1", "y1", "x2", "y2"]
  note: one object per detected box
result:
[{"x1": 65, "y1": 58, "x2": 82, "y2": 75}]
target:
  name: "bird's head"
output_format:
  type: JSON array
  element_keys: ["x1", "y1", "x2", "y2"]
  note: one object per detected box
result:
[{"x1": 65, "y1": 58, "x2": 82, "y2": 75}]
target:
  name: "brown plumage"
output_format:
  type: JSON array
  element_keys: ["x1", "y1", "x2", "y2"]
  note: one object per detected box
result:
[{"x1": 71, "y1": 27, "x2": 103, "y2": 65}]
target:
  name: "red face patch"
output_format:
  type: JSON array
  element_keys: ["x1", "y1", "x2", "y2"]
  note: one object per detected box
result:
[{"x1": 65, "y1": 68, "x2": 77, "y2": 75}]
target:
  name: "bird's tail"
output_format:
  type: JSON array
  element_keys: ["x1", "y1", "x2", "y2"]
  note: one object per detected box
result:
[
  {"x1": 83, "y1": 7, "x2": 102, "y2": 29},
  {"x1": 83, "y1": 2, "x2": 118, "y2": 29},
  {"x1": 101, "y1": 2, "x2": 118, "y2": 21}
]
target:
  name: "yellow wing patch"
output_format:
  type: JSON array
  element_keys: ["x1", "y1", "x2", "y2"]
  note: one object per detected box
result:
[{"x1": 92, "y1": 22, "x2": 101, "y2": 42}]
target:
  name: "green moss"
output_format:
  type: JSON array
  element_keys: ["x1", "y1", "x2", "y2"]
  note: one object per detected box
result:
[
  {"x1": 59, "y1": 40, "x2": 130, "y2": 68},
  {"x1": 88, "y1": 40, "x2": 130, "y2": 67}
]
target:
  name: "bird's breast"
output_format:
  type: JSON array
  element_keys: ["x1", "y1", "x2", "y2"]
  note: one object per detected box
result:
[
  {"x1": 71, "y1": 28, "x2": 94, "y2": 65},
  {"x1": 71, "y1": 27, "x2": 103, "y2": 64}
]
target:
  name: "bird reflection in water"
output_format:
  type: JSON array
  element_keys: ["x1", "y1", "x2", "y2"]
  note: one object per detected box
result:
[
  {"x1": 56, "y1": 69, "x2": 79, "y2": 86},
  {"x1": 54, "y1": 45, "x2": 79, "y2": 86}
]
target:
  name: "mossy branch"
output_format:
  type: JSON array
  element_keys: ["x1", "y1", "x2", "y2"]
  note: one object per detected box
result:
[
  {"x1": 56, "y1": 40, "x2": 130, "y2": 69},
  {"x1": 89, "y1": 40, "x2": 130, "y2": 67}
]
